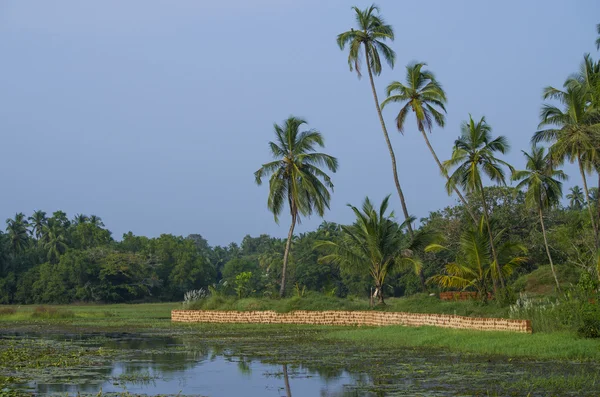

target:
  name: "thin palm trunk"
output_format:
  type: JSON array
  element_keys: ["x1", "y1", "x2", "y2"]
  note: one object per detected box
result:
[
  {"x1": 280, "y1": 213, "x2": 296, "y2": 297},
  {"x1": 363, "y1": 45, "x2": 413, "y2": 237},
  {"x1": 282, "y1": 364, "x2": 292, "y2": 397},
  {"x1": 578, "y1": 155, "x2": 599, "y2": 247},
  {"x1": 539, "y1": 205, "x2": 560, "y2": 292},
  {"x1": 477, "y1": 179, "x2": 504, "y2": 294},
  {"x1": 597, "y1": 171, "x2": 600, "y2": 243},
  {"x1": 419, "y1": 128, "x2": 477, "y2": 224}
]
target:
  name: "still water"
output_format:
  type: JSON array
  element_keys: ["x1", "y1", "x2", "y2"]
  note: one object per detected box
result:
[{"x1": 2, "y1": 332, "x2": 599, "y2": 396}]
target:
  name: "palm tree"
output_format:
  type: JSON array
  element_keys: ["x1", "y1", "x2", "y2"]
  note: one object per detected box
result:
[
  {"x1": 89, "y1": 215, "x2": 104, "y2": 227},
  {"x1": 444, "y1": 116, "x2": 513, "y2": 294},
  {"x1": 337, "y1": 5, "x2": 414, "y2": 235},
  {"x1": 381, "y1": 62, "x2": 477, "y2": 224},
  {"x1": 5, "y1": 213, "x2": 29, "y2": 255},
  {"x1": 42, "y1": 219, "x2": 68, "y2": 263},
  {"x1": 512, "y1": 146, "x2": 566, "y2": 291},
  {"x1": 532, "y1": 84, "x2": 600, "y2": 243},
  {"x1": 567, "y1": 186, "x2": 585, "y2": 210},
  {"x1": 73, "y1": 214, "x2": 89, "y2": 225},
  {"x1": 28, "y1": 210, "x2": 47, "y2": 241},
  {"x1": 567, "y1": 54, "x2": 600, "y2": 231},
  {"x1": 427, "y1": 219, "x2": 527, "y2": 300},
  {"x1": 255, "y1": 117, "x2": 338, "y2": 297},
  {"x1": 596, "y1": 23, "x2": 600, "y2": 51},
  {"x1": 317, "y1": 196, "x2": 437, "y2": 304}
]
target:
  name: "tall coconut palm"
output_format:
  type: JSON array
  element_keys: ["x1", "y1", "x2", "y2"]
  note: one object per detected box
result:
[
  {"x1": 381, "y1": 62, "x2": 477, "y2": 224},
  {"x1": 444, "y1": 116, "x2": 513, "y2": 294},
  {"x1": 512, "y1": 146, "x2": 566, "y2": 291},
  {"x1": 567, "y1": 55, "x2": 600, "y2": 231},
  {"x1": 28, "y1": 210, "x2": 47, "y2": 241},
  {"x1": 427, "y1": 218, "x2": 527, "y2": 300},
  {"x1": 337, "y1": 5, "x2": 413, "y2": 235},
  {"x1": 317, "y1": 196, "x2": 437, "y2": 304},
  {"x1": 255, "y1": 116, "x2": 338, "y2": 297},
  {"x1": 5, "y1": 213, "x2": 29, "y2": 255},
  {"x1": 567, "y1": 186, "x2": 585, "y2": 210},
  {"x1": 532, "y1": 85, "x2": 600, "y2": 242}
]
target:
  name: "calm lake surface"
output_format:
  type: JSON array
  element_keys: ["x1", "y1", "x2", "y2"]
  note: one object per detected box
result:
[{"x1": 2, "y1": 332, "x2": 599, "y2": 396}]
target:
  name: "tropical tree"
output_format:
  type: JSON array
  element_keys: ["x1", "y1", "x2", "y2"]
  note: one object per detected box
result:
[
  {"x1": 317, "y1": 196, "x2": 437, "y2": 304},
  {"x1": 512, "y1": 146, "x2": 566, "y2": 291},
  {"x1": 532, "y1": 84, "x2": 600, "y2": 242},
  {"x1": 6, "y1": 213, "x2": 29, "y2": 255},
  {"x1": 381, "y1": 62, "x2": 477, "y2": 224},
  {"x1": 42, "y1": 219, "x2": 68, "y2": 263},
  {"x1": 89, "y1": 215, "x2": 105, "y2": 228},
  {"x1": 73, "y1": 214, "x2": 89, "y2": 225},
  {"x1": 444, "y1": 116, "x2": 513, "y2": 294},
  {"x1": 255, "y1": 116, "x2": 338, "y2": 297},
  {"x1": 427, "y1": 219, "x2": 527, "y2": 300},
  {"x1": 596, "y1": 23, "x2": 600, "y2": 51},
  {"x1": 337, "y1": 5, "x2": 414, "y2": 235},
  {"x1": 567, "y1": 186, "x2": 585, "y2": 210},
  {"x1": 28, "y1": 210, "x2": 47, "y2": 241}
]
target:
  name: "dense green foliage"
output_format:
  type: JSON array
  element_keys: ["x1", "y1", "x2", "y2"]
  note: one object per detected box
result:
[{"x1": 1, "y1": 6, "x2": 600, "y2": 343}]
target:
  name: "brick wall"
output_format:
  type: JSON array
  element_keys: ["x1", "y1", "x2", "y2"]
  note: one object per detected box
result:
[{"x1": 171, "y1": 310, "x2": 532, "y2": 333}]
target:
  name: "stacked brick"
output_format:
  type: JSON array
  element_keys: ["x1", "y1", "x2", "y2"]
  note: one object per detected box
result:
[{"x1": 171, "y1": 310, "x2": 532, "y2": 333}]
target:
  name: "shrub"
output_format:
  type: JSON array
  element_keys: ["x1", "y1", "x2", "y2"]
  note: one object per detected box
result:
[
  {"x1": 0, "y1": 307, "x2": 16, "y2": 316},
  {"x1": 31, "y1": 306, "x2": 75, "y2": 319},
  {"x1": 578, "y1": 303, "x2": 600, "y2": 338}
]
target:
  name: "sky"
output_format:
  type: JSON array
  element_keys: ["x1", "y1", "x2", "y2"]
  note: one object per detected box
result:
[{"x1": 0, "y1": 0, "x2": 598, "y2": 246}]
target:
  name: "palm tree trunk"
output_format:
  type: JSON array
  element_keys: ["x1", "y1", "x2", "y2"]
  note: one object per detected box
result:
[
  {"x1": 280, "y1": 214, "x2": 296, "y2": 297},
  {"x1": 596, "y1": 171, "x2": 600, "y2": 243},
  {"x1": 578, "y1": 156, "x2": 599, "y2": 248},
  {"x1": 419, "y1": 128, "x2": 478, "y2": 224},
  {"x1": 539, "y1": 205, "x2": 560, "y2": 292},
  {"x1": 283, "y1": 364, "x2": 292, "y2": 397},
  {"x1": 363, "y1": 45, "x2": 413, "y2": 237},
  {"x1": 478, "y1": 179, "x2": 504, "y2": 294}
]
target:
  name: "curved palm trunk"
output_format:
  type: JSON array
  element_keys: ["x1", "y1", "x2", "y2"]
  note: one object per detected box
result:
[
  {"x1": 363, "y1": 46, "x2": 413, "y2": 237},
  {"x1": 478, "y1": 179, "x2": 504, "y2": 295},
  {"x1": 419, "y1": 128, "x2": 478, "y2": 224},
  {"x1": 282, "y1": 364, "x2": 292, "y2": 397},
  {"x1": 578, "y1": 156, "x2": 599, "y2": 248},
  {"x1": 539, "y1": 205, "x2": 560, "y2": 292},
  {"x1": 280, "y1": 213, "x2": 297, "y2": 297}
]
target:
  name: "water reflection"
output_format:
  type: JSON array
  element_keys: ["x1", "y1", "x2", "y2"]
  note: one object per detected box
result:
[{"x1": 3, "y1": 332, "x2": 600, "y2": 396}]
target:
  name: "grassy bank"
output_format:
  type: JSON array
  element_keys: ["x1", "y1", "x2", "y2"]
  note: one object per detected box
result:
[
  {"x1": 0, "y1": 302, "x2": 598, "y2": 361},
  {"x1": 183, "y1": 292, "x2": 510, "y2": 318},
  {"x1": 325, "y1": 326, "x2": 600, "y2": 361}
]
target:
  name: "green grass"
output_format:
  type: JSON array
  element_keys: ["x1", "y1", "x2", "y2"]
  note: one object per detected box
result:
[
  {"x1": 325, "y1": 326, "x2": 600, "y2": 360},
  {"x1": 0, "y1": 301, "x2": 598, "y2": 361},
  {"x1": 513, "y1": 264, "x2": 582, "y2": 295},
  {"x1": 184, "y1": 292, "x2": 510, "y2": 318}
]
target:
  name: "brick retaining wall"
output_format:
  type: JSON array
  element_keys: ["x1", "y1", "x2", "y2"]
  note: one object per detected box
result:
[{"x1": 171, "y1": 310, "x2": 532, "y2": 333}]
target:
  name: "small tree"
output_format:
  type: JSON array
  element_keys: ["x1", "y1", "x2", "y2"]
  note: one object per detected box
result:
[{"x1": 317, "y1": 196, "x2": 437, "y2": 304}]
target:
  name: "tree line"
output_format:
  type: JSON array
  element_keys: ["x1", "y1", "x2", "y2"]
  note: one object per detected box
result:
[
  {"x1": 254, "y1": 6, "x2": 600, "y2": 302},
  {"x1": 2, "y1": 6, "x2": 600, "y2": 305}
]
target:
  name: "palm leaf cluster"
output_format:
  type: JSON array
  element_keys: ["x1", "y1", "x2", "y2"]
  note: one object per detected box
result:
[
  {"x1": 255, "y1": 117, "x2": 338, "y2": 296},
  {"x1": 317, "y1": 196, "x2": 437, "y2": 304}
]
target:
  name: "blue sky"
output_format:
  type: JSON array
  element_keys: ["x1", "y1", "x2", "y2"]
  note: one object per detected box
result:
[{"x1": 0, "y1": 1, "x2": 598, "y2": 246}]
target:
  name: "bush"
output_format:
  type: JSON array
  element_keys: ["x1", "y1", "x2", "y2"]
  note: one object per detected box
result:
[
  {"x1": 578, "y1": 303, "x2": 600, "y2": 338},
  {"x1": 0, "y1": 307, "x2": 16, "y2": 316},
  {"x1": 31, "y1": 306, "x2": 75, "y2": 319}
]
